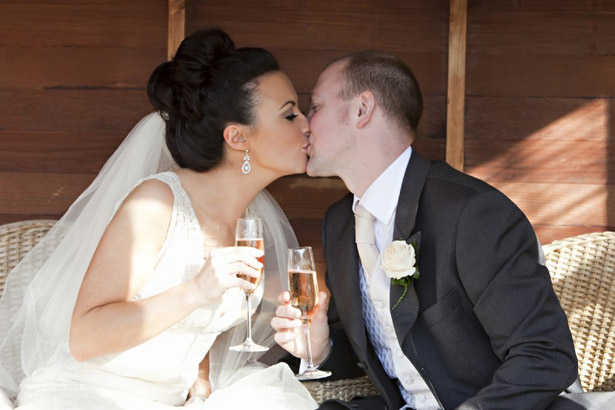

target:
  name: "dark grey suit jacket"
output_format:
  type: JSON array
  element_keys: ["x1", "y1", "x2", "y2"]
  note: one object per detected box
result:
[{"x1": 319, "y1": 152, "x2": 578, "y2": 410}]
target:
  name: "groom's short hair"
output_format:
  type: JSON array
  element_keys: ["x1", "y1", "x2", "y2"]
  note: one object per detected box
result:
[{"x1": 330, "y1": 51, "x2": 423, "y2": 132}]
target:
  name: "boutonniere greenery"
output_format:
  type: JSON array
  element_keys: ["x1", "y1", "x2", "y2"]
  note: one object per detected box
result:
[{"x1": 381, "y1": 240, "x2": 420, "y2": 311}]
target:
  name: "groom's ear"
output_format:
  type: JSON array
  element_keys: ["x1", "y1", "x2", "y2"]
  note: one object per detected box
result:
[
  {"x1": 223, "y1": 124, "x2": 248, "y2": 150},
  {"x1": 355, "y1": 91, "x2": 375, "y2": 129}
]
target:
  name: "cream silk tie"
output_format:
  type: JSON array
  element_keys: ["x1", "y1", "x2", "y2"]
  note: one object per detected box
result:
[{"x1": 355, "y1": 204, "x2": 379, "y2": 276}]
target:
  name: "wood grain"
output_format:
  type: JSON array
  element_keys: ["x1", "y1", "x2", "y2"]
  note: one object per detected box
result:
[
  {"x1": 0, "y1": 172, "x2": 95, "y2": 215},
  {"x1": 465, "y1": 139, "x2": 615, "y2": 184},
  {"x1": 0, "y1": 46, "x2": 163, "y2": 89},
  {"x1": 0, "y1": 89, "x2": 152, "y2": 133},
  {"x1": 467, "y1": 54, "x2": 615, "y2": 97},
  {"x1": 490, "y1": 181, "x2": 615, "y2": 226},
  {"x1": 168, "y1": 0, "x2": 186, "y2": 60},
  {"x1": 518, "y1": 0, "x2": 592, "y2": 12},
  {"x1": 446, "y1": 0, "x2": 467, "y2": 171},
  {"x1": 0, "y1": 132, "x2": 123, "y2": 173},
  {"x1": 188, "y1": 6, "x2": 449, "y2": 53},
  {"x1": 0, "y1": 4, "x2": 167, "y2": 47},
  {"x1": 535, "y1": 225, "x2": 611, "y2": 247},
  {"x1": 468, "y1": 10, "x2": 615, "y2": 55},
  {"x1": 466, "y1": 97, "x2": 614, "y2": 141}
]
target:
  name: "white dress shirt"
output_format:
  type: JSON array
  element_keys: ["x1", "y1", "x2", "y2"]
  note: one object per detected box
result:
[{"x1": 353, "y1": 146, "x2": 440, "y2": 410}]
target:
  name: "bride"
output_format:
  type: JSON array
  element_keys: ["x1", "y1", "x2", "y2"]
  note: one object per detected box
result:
[{"x1": 0, "y1": 29, "x2": 317, "y2": 409}]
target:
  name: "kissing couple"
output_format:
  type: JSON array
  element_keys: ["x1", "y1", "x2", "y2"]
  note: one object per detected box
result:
[{"x1": 1, "y1": 28, "x2": 612, "y2": 410}]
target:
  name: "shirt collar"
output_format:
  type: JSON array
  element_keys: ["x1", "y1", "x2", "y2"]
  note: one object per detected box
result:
[{"x1": 353, "y1": 146, "x2": 412, "y2": 224}]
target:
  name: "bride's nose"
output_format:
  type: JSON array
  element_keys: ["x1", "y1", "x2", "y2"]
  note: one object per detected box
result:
[{"x1": 300, "y1": 113, "x2": 310, "y2": 136}]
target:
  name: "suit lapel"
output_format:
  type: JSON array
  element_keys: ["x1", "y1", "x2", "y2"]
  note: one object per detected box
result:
[
  {"x1": 390, "y1": 152, "x2": 431, "y2": 344},
  {"x1": 330, "y1": 211, "x2": 368, "y2": 353}
]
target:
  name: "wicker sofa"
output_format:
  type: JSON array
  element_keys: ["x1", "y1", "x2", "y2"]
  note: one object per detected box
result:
[{"x1": 1, "y1": 220, "x2": 614, "y2": 407}]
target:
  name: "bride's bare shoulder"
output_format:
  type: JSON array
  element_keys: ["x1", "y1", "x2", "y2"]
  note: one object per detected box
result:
[{"x1": 114, "y1": 178, "x2": 174, "y2": 227}]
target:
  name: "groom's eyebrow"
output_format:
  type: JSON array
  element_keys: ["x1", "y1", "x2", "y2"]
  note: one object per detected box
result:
[{"x1": 279, "y1": 101, "x2": 296, "y2": 111}]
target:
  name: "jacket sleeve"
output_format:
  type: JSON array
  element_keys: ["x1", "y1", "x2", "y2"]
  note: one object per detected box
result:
[{"x1": 455, "y1": 190, "x2": 577, "y2": 410}]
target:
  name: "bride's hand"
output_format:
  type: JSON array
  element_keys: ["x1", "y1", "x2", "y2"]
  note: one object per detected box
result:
[
  {"x1": 192, "y1": 246, "x2": 263, "y2": 306},
  {"x1": 271, "y1": 291, "x2": 330, "y2": 365}
]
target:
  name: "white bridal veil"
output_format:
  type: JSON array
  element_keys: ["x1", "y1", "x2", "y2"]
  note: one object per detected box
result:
[{"x1": 0, "y1": 112, "x2": 296, "y2": 400}]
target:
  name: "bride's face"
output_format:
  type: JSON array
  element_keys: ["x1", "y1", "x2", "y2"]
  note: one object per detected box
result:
[{"x1": 246, "y1": 72, "x2": 310, "y2": 177}]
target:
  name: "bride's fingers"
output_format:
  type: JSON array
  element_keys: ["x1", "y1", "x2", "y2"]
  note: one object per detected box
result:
[
  {"x1": 212, "y1": 250, "x2": 263, "y2": 268},
  {"x1": 211, "y1": 246, "x2": 263, "y2": 257},
  {"x1": 230, "y1": 275, "x2": 256, "y2": 291},
  {"x1": 225, "y1": 262, "x2": 261, "y2": 279}
]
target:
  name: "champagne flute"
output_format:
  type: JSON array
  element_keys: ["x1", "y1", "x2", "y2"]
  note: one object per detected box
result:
[
  {"x1": 229, "y1": 217, "x2": 268, "y2": 352},
  {"x1": 287, "y1": 246, "x2": 332, "y2": 380}
]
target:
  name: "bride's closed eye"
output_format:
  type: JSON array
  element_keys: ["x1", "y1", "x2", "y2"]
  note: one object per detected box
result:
[{"x1": 284, "y1": 113, "x2": 299, "y2": 121}]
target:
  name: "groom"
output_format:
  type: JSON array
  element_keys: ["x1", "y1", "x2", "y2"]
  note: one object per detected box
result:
[{"x1": 272, "y1": 51, "x2": 614, "y2": 409}]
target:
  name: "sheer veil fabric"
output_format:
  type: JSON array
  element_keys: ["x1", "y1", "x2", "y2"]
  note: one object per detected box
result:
[{"x1": 0, "y1": 112, "x2": 297, "y2": 400}]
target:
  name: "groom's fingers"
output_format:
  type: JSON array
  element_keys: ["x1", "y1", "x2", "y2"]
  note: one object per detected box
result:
[
  {"x1": 277, "y1": 291, "x2": 291, "y2": 305},
  {"x1": 274, "y1": 303, "x2": 302, "y2": 320},
  {"x1": 270, "y1": 315, "x2": 302, "y2": 331},
  {"x1": 274, "y1": 328, "x2": 300, "y2": 346},
  {"x1": 314, "y1": 291, "x2": 329, "y2": 318}
]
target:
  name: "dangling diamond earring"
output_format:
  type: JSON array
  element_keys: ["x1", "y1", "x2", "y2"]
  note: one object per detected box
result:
[{"x1": 241, "y1": 149, "x2": 251, "y2": 174}]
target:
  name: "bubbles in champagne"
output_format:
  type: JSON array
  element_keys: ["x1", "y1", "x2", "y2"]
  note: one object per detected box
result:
[{"x1": 288, "y1": 270, "x2": 318, "y2": 319}]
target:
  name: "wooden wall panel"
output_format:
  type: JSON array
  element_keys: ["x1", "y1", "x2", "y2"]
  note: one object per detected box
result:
[
  {"x1": 0, "y1": 90, "x2": 152, "y2": 133},
  {"x1": 468, "y1": 11, "x2": 615, "y2": 55},
  {"x1": 467, "y1": 54, "x2": 615, "y2": 97},
  {"x1": 0, "y1": 47, "x2": 162, "y2": 89},
  {"x1": 0, "y1": 4, "x2": 166, "y2": 47},
  {"x1": 465, "y1": 4, "x2": 615, "y2": 244},
  {"x1": 466, "y1": 97, "x2": 613, "y2": 141},
  {"x1": 0, "y1": 1, "x2": 167, "y2": 224},
  {"x1": 0, "y1": 132, "x2": 122, "y2": 173},
  {"x1": 466, "y1": 139, "x2": 614, "y2": 184}
]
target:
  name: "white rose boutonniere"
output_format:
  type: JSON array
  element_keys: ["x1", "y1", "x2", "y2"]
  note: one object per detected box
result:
[{"x1": 382, "y1": 240, "x2": 420, "y2": 310}]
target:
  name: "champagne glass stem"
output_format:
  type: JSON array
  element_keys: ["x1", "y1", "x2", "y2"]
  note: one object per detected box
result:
[
  {"x1": 245, "y1": 292, "x2": 253, "y2": 343},
  {"x1": 304, "y1": 318, "x2": 316, "y2": 370}
]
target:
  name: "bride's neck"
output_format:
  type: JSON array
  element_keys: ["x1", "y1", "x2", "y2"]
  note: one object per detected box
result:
[{"x1": 175, "y1": 164, "x2": 278, "y2": 226}]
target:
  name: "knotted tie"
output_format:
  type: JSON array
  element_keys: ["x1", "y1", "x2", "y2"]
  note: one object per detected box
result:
[{"x1": 355, "y1": 204, "x2": 379, "y2": 276}]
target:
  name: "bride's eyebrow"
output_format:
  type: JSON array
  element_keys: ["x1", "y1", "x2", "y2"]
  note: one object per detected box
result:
[{"x1": 278, "y1": 101, "x2": 296, "y2": 111}]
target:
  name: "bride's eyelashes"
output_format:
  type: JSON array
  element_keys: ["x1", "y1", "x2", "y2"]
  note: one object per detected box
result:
[{"x1": 284, "y1": 113, "x2": 299, "y2": 121}]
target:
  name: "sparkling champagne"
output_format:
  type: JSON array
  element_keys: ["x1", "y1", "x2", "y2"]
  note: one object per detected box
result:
[
  {"x1": 288, "y1": 269, "x2": 319, "y2": 319},
  {"x1": 235, "y1": 238, "x2": 264, "y2": 293}
]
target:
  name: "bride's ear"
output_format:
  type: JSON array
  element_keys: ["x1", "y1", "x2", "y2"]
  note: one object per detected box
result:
[{"x1": 223, "y1": 124, "x2": 248, "y2": 151}]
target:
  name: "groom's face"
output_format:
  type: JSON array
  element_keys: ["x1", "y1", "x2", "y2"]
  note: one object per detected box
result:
[{"x1": 305, "y1": 61, "x2": 353, "y2": 177}]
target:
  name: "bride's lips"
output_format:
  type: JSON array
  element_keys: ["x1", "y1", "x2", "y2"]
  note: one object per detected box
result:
[{"x1": 302, "y1": 142, "x2": 311, "y2": 154}]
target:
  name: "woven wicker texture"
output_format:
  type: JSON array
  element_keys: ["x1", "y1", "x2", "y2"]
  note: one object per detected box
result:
[
  {"x1": 543, "y1": 231, "x2": 615, "y2": 392},
  {"x1": 303, "y1": 376, "x2": 378, "y2": 403},
  {"x1": 0, "y1": 220, "x2": 56, "y2": 295}
]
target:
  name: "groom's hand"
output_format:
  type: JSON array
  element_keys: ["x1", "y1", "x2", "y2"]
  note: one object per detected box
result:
[{"x1": 271, "y1": 291, "x2": 331, "y2": 365}]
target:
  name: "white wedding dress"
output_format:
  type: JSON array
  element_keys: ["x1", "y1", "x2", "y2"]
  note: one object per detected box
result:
[{"x1": 14, "y1": 172, "x2": 317, "y2": 410}]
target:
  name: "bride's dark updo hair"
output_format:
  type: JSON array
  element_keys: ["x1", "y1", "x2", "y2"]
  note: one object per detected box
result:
[{"x1": 147, "y1": 29, "x2": 280, "y2": 171}]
